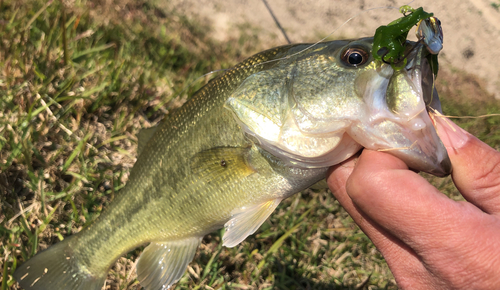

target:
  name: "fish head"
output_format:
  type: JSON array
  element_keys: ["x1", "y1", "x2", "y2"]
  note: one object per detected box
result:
[
  {"x1": 346, "y1": 38, "x2": 451, "y2": 177},
  {"x1": 226, "y1": 38, "x2": 451, "y2": 176}
]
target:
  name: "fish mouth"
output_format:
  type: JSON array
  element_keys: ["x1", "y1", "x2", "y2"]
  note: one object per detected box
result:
[
  {"x1": 393, "y1": 42, "x2": 452, "y2": 176},
  {"x1": 404, "y1": 42, "x2": 441, "y2": 112},
  {"x1": 351, "y1": 40, "x2": 452, "y2": 177}
]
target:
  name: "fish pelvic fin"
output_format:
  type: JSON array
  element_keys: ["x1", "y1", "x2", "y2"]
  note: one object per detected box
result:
[
  {"x1": 223, "y1": 198, "x2": 282, "y2": 248},
  {"x1": 14, "y1": 237, "x2": 106, "y2": 290},
  {"x1": 137, "y1": 237, "x2": 202, "y2": 290}
]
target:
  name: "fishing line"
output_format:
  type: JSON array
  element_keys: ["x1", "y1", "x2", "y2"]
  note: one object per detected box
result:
[
  {"x1": 171, "y1": 1, "x2": 499, "y2": 123},
  {"x1": 441, "y1": 114, "x2": 500, "y2": 119},
  {"x1": 230, "y1": 0, "x2": 417, "y2": 69},
  {"x1": 427, "y1": 82, "x2": 500, "y2": 122},
  {"x1": 430, "y1": 107, "x2": 500, "y2": 124},
  {"x1": 171, "y1": 3, "x2": 403, "y2": 102},
  {"x1": 261, "y1": 0, "x2": 291, "y2": 44},
  {"x1": 231, "y1": 4, "x2": 403, "y2": 68}
]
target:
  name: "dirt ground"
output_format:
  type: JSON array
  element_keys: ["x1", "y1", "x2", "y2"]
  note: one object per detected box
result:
[{"x1": 159, "y1": 0, "x2": 500, "y2": 100}]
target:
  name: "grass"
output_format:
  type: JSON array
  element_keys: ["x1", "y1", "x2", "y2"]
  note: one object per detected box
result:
[
  {"x1": 1, "y1": 1, "x2": 499, "y2": 289},
  {"x1": 492, "y1": 1, "x2": 500, "y2": 11}
]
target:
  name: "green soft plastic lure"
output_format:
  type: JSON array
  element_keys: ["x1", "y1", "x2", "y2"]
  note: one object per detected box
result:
[{"x1": 373, "y1": 6, "x2": 439, "y2": 70}]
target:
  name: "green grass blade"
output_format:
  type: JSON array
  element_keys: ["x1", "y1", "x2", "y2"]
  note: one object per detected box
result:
[
  {"x1": 36, "y1": 202, "x2": 61, "y2": 235},
  {"x1": 256, "y1": 221, "x2": 303, "y2": 272},
  {"x1": 24, "y1": 0, "x2": 54, "y2": 31},
  {"x1": 62, "y1": 133, "x2": 92, "y2": 172},
  {"x1": 201, "y1": 246, "x2": 223, "y2": 282},
  {"x1": 71, "y1": 43, "x2": 115, "y2": 60},
  {"x1": 256, "y1": 206, "x2": 314, "y2": 272},
  {"x1": 2, "y1": 254, "x2": 8, "y2": 290}
]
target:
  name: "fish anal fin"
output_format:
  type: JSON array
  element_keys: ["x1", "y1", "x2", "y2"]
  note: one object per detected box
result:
[
  {"x1": 190, "y1": 147, "x2": 255, "y2": 183},
  {"x1": 137, "y1": 126, "x2": 159, "y2": 156},
  {"x1": 223, "y1": 198, "x2": 281, "y2": 248},
  {"x1": 137, "y1": 237, "x2": 201, "y2": 290}
]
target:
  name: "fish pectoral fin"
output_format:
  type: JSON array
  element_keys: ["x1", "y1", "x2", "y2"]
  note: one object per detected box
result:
[
  {"x1": 137, "y1": 126, "x2": 160, "y2": 156},
  {"x1": 190, "y1": 147, "x2": 255, "y2": 183},
  {"x1": 309, "y1": 179, "x2": 329, "y2": 190},
  {"x1": 223, "y1": 198, "x2": 282, "y2": 248},
  {"x1": 137, "y1": 237, "x2": 201, "y2": 290}
]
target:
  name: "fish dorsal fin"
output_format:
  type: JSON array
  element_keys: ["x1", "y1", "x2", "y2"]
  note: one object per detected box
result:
[
  {"x1": 136, "y1": 237, "x2": 201, "y2": 290},
  {"x1": 223, "y1": 198, "x2": 281, "y2": 248},
  {"x1": 137, "y1": 126, "x2": 159, "y2": 156},
  {"x1": 190, "y1": 147, "x2": 256, "y2": 182}
]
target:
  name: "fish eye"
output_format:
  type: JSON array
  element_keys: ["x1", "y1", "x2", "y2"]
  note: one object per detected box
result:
[{"x1": 341, "y1": 47, "x2": 369, "y2": 67}]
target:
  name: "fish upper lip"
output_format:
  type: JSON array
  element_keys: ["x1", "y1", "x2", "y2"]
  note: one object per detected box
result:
[
  {"x1": 403, "y1": 42, "x2": 440, "y2": 110},
  {"x1": 381, "y1": 41, "x2": 451, "y2": 176}
]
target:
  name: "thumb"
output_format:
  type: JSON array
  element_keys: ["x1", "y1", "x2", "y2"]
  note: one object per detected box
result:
[{"x1": 435, "y1": 116, "x2": 500, "y2": 215}]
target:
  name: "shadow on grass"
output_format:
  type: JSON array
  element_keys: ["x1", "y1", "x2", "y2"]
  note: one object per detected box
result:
[{"x1": 267, "y1": 258, "x2": 397, "y2": 290}]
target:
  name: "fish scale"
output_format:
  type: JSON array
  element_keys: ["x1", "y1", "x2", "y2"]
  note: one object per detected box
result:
[
  {"x1": 69, "y1": 44, "x2": 317, "y2": 280},
  {"x1": 14, "y1": 38, "x2": 450, "y2": 290}
]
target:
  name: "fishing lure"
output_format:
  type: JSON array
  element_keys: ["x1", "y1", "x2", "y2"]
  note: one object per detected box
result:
[
  {"x1": 416, "y1": 15, "x2": 443, "y2": 76},
  {"x1": 416, "y1": 16, "x2": 443, "y2": 54},
  {"x1": 372, "y1": 6, "x2": 436, "y2": 70}
]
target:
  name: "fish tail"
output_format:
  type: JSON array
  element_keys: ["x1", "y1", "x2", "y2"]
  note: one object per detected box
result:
[{"x1": 14, "y1": 237, "x2": 106, "y2": 290}]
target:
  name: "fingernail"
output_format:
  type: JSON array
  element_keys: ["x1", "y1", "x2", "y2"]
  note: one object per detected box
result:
[{"x1": 434, "y1": 115, "x2": 470, "y2": 150}]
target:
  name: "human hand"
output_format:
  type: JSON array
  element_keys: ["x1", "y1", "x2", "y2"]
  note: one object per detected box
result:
[{"x1": 327, "y1": 116, "x2": 500, "y2": 289}]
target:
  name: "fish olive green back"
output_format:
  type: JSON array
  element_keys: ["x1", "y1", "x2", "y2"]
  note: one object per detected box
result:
[{"x1": 67, "y1": 43, "x2": 330, "y2": 274}]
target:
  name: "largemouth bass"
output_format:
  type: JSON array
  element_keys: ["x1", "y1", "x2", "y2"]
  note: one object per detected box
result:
[{"x1": 14, "y1": 37, "x2": 451, "y2": 290}]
